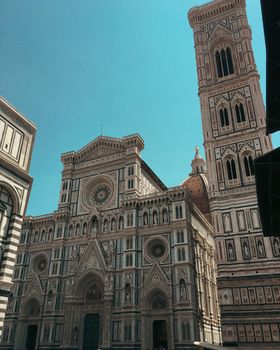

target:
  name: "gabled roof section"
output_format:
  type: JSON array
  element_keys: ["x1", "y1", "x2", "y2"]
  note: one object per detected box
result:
[
  {"x1": 61, "y1": 134, "x2": 144, "y2": 165},
  {"x1": 141, "y1": 160, "x2": 167, "y2": 191}
]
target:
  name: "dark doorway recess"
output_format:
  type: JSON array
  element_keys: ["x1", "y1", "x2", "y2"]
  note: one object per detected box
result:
[
  {"x1": 25, "y1": 325, "x2": 38, "y2": 350},
  {"x1": 82, "y1": 313, "x2": 100, "y2": 350},
  {"x1": 153, "y1": 320, "x2": 168, "y2": 350}
]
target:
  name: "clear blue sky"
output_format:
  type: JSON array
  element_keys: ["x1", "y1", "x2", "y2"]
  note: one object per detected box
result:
[{"x1": 0, "y1": 0, "x2": 276, "y2": 216}]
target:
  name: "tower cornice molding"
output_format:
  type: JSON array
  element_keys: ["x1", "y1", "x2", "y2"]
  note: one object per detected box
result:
[
  {"x1": 204, "y1": 127, "x2": 267, "y2": 146},
  {"x1": 198, "y1": 72, "x2": 260, "y2": 96},
  {"x1": 188, "y1": 0, "x2": 246, "y2": 27}
]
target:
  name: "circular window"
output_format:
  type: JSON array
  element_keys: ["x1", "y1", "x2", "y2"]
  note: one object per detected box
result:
[
  {"x1": 89, "y1": 184, "x2": 112, "y2": 206},
  {"x1": 33, "y1": 254, "x2": 48, "y2": 274},
  {"x1": 83, "y1": 176, "x2": 114, "y2": 209},
  {"x1": 147, "y1": 238, "x2": 167, "y2": 261}
]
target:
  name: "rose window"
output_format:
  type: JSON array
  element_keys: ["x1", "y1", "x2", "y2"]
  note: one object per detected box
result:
[
  {"x1": 148, "y1": 238, "x2": 167, "y2": 260},
  {"x1": 33, "y1": 254, "x2": 48, "y2": 274},
  {"x1": 89, "y1": 184, "x2": 112, "y2": 207}
]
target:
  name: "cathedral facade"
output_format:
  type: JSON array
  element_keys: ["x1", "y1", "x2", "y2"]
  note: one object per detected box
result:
[
  {"x1": 1, "y1": 134, "x2": 220, "y2": 350},
  {"x1": 0, "y1": 97, "x2": 36, "y2": 336},
  {"x1": 188, "y1": 0, "x2": 280, "y2": 348}
]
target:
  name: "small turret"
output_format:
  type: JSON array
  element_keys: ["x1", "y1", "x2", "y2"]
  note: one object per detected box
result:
[{"x1": 190, "y1": 146, "x2": 207, "y2": 175}]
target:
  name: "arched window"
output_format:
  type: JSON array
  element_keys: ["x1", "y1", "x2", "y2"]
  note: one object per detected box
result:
[
  {"x1": 221, "y1": 49, "x2": 229, "y2": 76},
  {"x1": 128, "y1": 166, "x2": 134, "y2": 176},
  {"x1": 244, "y1": 155, "x2": 255, "y2": 177},
  {"x1": 220, "y1": 108, "x2": 229, "y2": 127},
  {"x1": 235, "y1": 103, "x2": 246, "y2": 123},
  {"x1": 178, "y1": 248, "x2": 186, "y2": 261},
  {"x1": 215, "y1": 51, "x2": 223, "y2": 78},
  {"x1": 119, "y1": 216, "x2": 124, "y2": 230},
  {"x1": 215, "y1": 47, "x2": 234, "y2": 78},
  {"x1": 226, "y1": 47, "x2": 234, "y2": 74},
  {"x1": 175, "y1": 205, "x2": 183, "y2": 219},
  {"x1": 124, "y1": 283, "x2": 131, "y2": 304},
  {"x1": 75, "y1": 224, "x2": 80, "y2": 236},
  {"x1": 127, "y1": 213, "x2": 133, "y2": 227},
  {"x1": 83, "y1": 222, "x2": 87, "y2": 235},
  {"x1": 34, "y1": 231, "x2": 39, "y2": 243},
  {"x1": 226, "y1": 158, "x2": 237, "y2": 180},
  {"x1": 41, "y1": 230, "x2": 46, "y2": 243},
  {"x1": 48, "y1": 229, "x2": 53, "y2": 241},
  {"x1": 69, "y1": 225, "x2": 73, "y2": 237},
  {"x1": 179, "y1": 205, "x2": 183, "y2": 218}
]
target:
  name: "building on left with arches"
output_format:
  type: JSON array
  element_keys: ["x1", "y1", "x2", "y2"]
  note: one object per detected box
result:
[{"x1": 0, "y1": 97, "x2": 36, "y2": 336}]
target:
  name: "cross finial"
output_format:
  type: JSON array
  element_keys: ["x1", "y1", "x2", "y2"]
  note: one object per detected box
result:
[{"x1": 100, "y1": 124, "x2": 103, "y2": 136}]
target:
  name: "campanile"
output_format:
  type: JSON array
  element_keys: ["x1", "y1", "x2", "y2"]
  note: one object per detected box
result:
[{"x1": 188, "y1": 1, "x2": 280, "y2": 347}]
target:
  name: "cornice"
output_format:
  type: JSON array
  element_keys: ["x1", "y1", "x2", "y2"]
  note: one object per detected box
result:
[
  {"x1": 0, "y1": 96, "x2": 36, "y2": 134},
  {"x1": 188, "y1": 0, "x2": 246, "y2": 27},
  {"x1": 61, "y1": 134, "x2": 144, "y2": 165},
  {"x1": 198, "y1": 71, "x2": 260, "y2": 96}
]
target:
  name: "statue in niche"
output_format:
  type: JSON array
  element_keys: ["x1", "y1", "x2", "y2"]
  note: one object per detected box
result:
[
  {"x1": 143, "y1": 212, "x2": 148, "y2": 226},
  {"x1": 103, "y1": 220, "x2": 108, "y2": 232},
  {"x1": 111, "y1": 218, "x2": 116, "y2": 231},
  {"x1": 179, "y1": 279, "x2": 187, "y2": 301},
  {"x1": 243, "y1": 242, "x2": 250, "y2": 258},
  {"x1": 47, "y1": 290, "x2": 53, "y2": 306},
  {"x1": 257, "y1": 240, "x2": 264, "y2": 257},
  {"x1": 124, "y1": 283, "x2": 131, "y2": 305},
  {"x1": 228, "y1": 243, "x2": 235, "y2": 260},
  {"x1": 273, "y1": 239, "x2": 280, "y2": 255},
  {"x1": 238, "y1": 212, "x2": 245, "y2": 230},
  {"x1": 153, "y1": 211, "x2": 158, "y2": 225},
  {"x1": 163, "y1": 209, "x2": 168, "y2": 223},
  {"x1": 106, "y1": 240, "x2": 114, "y2": 267},
  {"x1": 72, "y1": 327, "x2": 78, "y2": 343},
  {"x1": 91, "y1": 217, "x2": 98, "y2": 234},
  {"x1": 224, "y1": 214, "x2": 231, "y2": 232}
]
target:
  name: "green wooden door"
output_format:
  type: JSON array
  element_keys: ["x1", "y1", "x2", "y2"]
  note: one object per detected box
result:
[
  {"x1": 25, "y1": 325, "x2": 38, "y2": 350},
  {"x1": 82, "y1": 313, "x2": 100, "y2": 350}
]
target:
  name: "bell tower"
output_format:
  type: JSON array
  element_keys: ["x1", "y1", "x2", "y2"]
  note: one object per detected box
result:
[{"x1": 188, "y1": 0, "x2": 280, "y2": 348}]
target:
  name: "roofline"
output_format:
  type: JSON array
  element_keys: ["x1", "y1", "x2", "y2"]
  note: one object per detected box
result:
[
  {"x1": 0, "y1": 96, "x2": 37, "y2": 131},
  {"x1": 141, "y1": 159, "x2": 167, "y2": 191}
]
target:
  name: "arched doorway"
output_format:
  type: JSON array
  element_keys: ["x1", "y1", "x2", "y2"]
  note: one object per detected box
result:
[
  {"x1": 82, "y1": 283, "x2": 102, "y2": 350},
  {"x1": 71, "y1": 272, "x2": 106, "y2": 350},
  {"x1": 151, "y1": 293, "x2": 168, "y2": 350},
  {"x1": 24, "y1": 298, "x2": 41, "y2": 350},
  {"x1": 142, "y1": 290, "x2": 173, "y2": 350}
]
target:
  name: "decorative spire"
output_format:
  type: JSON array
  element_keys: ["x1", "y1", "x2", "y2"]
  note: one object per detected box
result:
[
  {"x1": 194, "y1": 146, "x2": 202, "y2": 160},
  {"x1": 190, "y1": 146, "x2": 207, "y2": 175}
]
